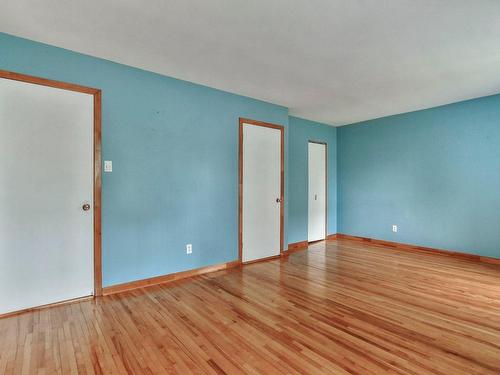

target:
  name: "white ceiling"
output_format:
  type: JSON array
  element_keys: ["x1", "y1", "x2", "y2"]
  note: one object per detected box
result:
[{"x1": 2, "y1": 0, "x2": 500, "y2": 126}]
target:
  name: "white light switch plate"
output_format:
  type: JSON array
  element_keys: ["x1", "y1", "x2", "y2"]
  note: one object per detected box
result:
[{"x1": 104, "y1": 160, "x2": 112, "y2": 172}]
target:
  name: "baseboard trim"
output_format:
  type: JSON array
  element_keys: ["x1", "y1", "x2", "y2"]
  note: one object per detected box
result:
[
  {"x1": 288, "y1": 236, "x2": 339, "y2": 253},
  {"x1": 333, "y1": 234, "x2": 500, "y2": 265},
  {"x1": 102, "y1": 260, "x2": 241, "y2": 296},
  {"x1": 4, "y1": 251, "x2": 298, "y2": 316},
  {"x1": 287, "y1": 240, "x2": 308, "y2": 252},
  {"x1": 243, "y1": 254, "x2": 282, "y2": 265},
  {"x1": 0, "y1": 295, "x2": 94, "y2": 319}
]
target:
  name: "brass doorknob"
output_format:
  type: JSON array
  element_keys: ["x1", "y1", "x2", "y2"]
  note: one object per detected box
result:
[{"x1": 82, "y1": 203, "x2": 91, "y2": 211}]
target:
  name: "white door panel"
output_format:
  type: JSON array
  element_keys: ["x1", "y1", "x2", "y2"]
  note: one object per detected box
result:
[
  {"x1": 242, "y1": 124, "x2": 281, "y2": 262},
  {"x1": 308, "y1": 142, "x2": 326, "y2": 242},
  {"x1": 0, "y1": 78, "x2": 94, "y2": 315}
]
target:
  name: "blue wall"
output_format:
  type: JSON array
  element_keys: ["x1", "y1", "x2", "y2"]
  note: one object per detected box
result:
[
  {"x1": 0, "y1": 33, "x2": 290, "y2": 286},
  {"x1": 338, "y1": 96, "x2": 500, "y2": 257},
  {"x1": 3, "y1": 30, "x2": 499, "y2": 280},
  {"x1": 289, "y1": 117, "x2": 337, "y2": 244}
]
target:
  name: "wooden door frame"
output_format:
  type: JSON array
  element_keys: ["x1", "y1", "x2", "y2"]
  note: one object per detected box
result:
[
  {"x1": 308, "y1": 140, "x2": 328, "y2": 241},
  {"x1": 239, "y1": 118, "x2": 284, "y2": 263},
  {"x1": 0, "y1": 69, "x2": 103, "y2": 297}
]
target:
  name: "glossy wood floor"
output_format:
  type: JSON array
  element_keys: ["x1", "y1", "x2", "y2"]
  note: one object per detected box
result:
[{"x1": 2, "y1": 239, "x2": 500, "y2": 374}]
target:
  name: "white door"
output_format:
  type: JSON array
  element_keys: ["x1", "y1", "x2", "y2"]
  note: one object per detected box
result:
[
  {"x1": 242, "y1": 123, "x2": 281, "y2": 262},
  {"x1": 308, "y1": 142, "x2": 326, "y2": 242},
  {"x1": 0, "y1": 78, "x2": 94, "y2": 315}
]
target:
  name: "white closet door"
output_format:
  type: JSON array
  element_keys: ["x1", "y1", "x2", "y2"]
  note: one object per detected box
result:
[
  {"x1": 0, "y1": 78, "x2": 94, "y2": 315},
  {"x1": 308, "y1": 142, "x2": 326, "y2": 242},
  {"x1": 242, "y1": 123, "x2": 281, "y2": 262}
]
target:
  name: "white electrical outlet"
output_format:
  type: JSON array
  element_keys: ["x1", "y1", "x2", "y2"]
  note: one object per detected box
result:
[
  {"x1": 392, "y1": 225, "x2": 398, "y2": 233},
  {"x1": 104, "y1": 160, "x2": 113, "y2": 172},
  {"x1": 186, "y1": 244, "x2": 192, "y2": 254}
]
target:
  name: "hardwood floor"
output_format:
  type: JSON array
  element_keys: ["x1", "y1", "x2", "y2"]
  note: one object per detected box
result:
[{"x1": 1, "y1": 238, "x2": 500, "y2": 374}]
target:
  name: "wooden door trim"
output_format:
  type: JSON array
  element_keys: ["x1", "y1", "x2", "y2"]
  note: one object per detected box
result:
[
  {"x1": 308, "y1": 140, "x2": 328, "y2": 241},
  {"x1": 0, "y1": 69, "x2": 103, "y2": 297},
  {"x1": 239, "y1": 118, "x2": 285, "y2": 263}
]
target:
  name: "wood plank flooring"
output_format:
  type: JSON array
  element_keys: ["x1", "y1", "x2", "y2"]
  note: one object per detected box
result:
[{"x1": 1, "y1": 238, "x2": 500, "y2": 374}]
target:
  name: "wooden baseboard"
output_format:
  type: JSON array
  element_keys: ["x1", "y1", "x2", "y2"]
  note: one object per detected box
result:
[
  {"x1": 4, "y1": 248, "x2": 311, "y2": 317},
  {"x1": 287, "y1": 240, "x2": 308, "y2": 252},
  {"x1": 243, "y1": 254, "x2": 282, "y2": 265},
  {"x1": 102, "y1": 260, "x2": 241, "y2": 295},
  {"x1": 287, "y1": 236, "x2": 339, "y2": 253},
  {"x1": 0, "y1": 295, "x2": 94, "y2": 319},
  {"x1": 333, "y1": 233, "x2": 500, "y2": 265}
]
